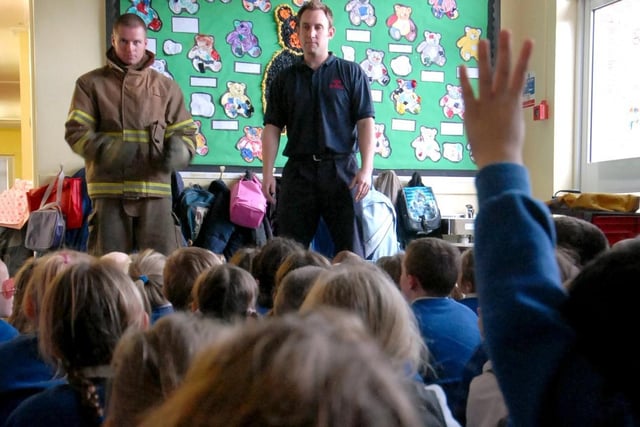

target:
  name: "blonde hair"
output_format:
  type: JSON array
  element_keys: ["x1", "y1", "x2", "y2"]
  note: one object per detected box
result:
[
  {"x1": 105, "y1": 312, "x2": 228, "y2": 427},
  {"x1": 192, "y1": 264, "x2": 258, "y2": 322},
  {"x1": 100, "y1": 251, "x2": 131, "y2": 274},
  {"x1": 163, "y1": 247, "x2": 223, "y2": 310},
  {"x1": 129, "y1": 248, "x2": 168, "y2": 309},
  {"x1": 301, "y1": 263, "x2": 427, "y2": 375},
  {"x1": 140, "y1": 310, "x2": 422, "y2": 427},
  {"x1": 38, "y1": 258, "x2": 147, "y2": 422}
]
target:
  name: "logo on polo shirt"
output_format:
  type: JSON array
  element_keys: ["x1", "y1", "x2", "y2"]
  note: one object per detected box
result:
[{"x1": 329, "y1": 79, "x2": 344, "y2": 90}]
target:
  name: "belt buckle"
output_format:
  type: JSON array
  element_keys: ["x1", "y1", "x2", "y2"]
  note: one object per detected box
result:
[{"x1": 312, "y1": 154, "x2": 322, "y2": 162}]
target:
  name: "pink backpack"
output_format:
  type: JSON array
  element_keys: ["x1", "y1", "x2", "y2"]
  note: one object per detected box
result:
[{"x1": 229, "y1": 172, "x2": 267, "y2": 229}]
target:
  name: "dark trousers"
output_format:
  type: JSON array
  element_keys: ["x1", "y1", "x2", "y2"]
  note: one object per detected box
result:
[
  {"x1": 277, "y1": 155, "x2": 363, "y2": 255},
  {"x1": 88, "y1": 197, "x2": 183, "y2": 256}
]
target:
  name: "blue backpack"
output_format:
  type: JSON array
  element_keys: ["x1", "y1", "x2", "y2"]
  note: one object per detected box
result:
[{"x1": 176, "y1": 185, "x2": 215, "y2": 245}]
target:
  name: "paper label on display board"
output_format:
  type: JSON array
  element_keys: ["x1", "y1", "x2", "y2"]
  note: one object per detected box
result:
[{"x1": 523, "y1": 72, "x2": 535, "y2": 108}]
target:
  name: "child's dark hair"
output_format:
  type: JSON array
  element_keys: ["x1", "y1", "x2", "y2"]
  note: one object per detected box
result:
[
  {"x1": 562, "y1": 239, "x2": 640, "y2": 406},
  {"x1": 375, "y1": 253, "x2": 404, "y2": 288},
  {"x1": 274, "y1": 249, "x2": 330, "y2": 293},
  {"x1": 192, "y1": 264, "x2": 258, "y2": 322},
  {"x1": 459, "y1": 248, "x2": 475, "y2": 292},
  {"x1": 553, "y1": 215, "x2": 609, "y2": 267},
  {"x1": 404, "y1": 237, "x2": 461, "y2": 296},
  {"x1": 251, "y1": 237, "x2": 303, "y2": 309},
  {"x1": 273, "y1": 265, "x2": 326, "y2": 316},
  {"x1": 228, "y1": 247, "x2": 258, "y2": 273}
]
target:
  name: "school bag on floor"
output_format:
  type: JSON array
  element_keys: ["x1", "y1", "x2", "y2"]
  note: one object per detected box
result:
[{"x1": 176, "y1": 184, "x2": 215, "y2": 245}]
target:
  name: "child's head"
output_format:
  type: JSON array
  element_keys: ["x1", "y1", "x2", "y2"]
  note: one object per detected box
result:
[
  {"x1": 191, "y1": 264, "x2": 258, "y2": 322},
  {"x1": 375, "y1": 253, "x2": 404, "y2": 288},
  {"x1": 301, "y1": 262, "x2": 426, "y2": 374},
  {"x1": 273, "y1": 249, "x2": 330, "y2": 293},
  {"x1": 140, "y1": 310, "x2": 422, "y2": 427},
  {"x1": 106, "y1": 312, "x2": 228, "y2": 427},
  {"x1": 273, "y1": 265, "x2": 326, "y2": 316},
  {"x1": 38, "y1": 258, "x2": 148, "y2": 423},
  {"x1": 401, "y1": 237, "x2": 461, "y2": 298},
  {"x1": 100, "y1": 251, "x2": 132, "y2": 274},
  {"x1": 227, "y1": 247, "x2": 258, "y2": 273},
  {"x1": 458, "y1": 247, "x2": 475, "y2": 295},
  {"x1": 22, "y1": 250, "x2": 93, "y2": 326},
  {"x1": 129, "y1": 248, "x2": 168, "y2": 310},
  {"x1": 553, "y1": 215, "x2": 609, "y2": 267},
  {"x1": 38, "y1": 258, "x2": 148, "y2": 369},
  {"x1": 610, "y1": 236, "x2": 640, "y2": 251},
  {"x1": 8, "y1": 256, "x2": 36, "y2": 333},
  {"x1": 562, "y1": 238, "x2": 640, "y2": 407},
  {"x1": 251, "y1": 236, "x2": 303, "y2": 310},
  {"x1": 163, "y1": 247, "x2": 223, "y2": 311},
  {"x1": 332, "y1": 249, "x2": 364, "y2": 265}
]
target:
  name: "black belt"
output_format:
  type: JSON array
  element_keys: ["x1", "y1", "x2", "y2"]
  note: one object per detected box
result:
[{"x1": 289, "y1": 152, "x2": 353, "y2": 162}]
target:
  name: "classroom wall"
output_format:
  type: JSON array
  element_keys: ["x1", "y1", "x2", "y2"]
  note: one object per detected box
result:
[
  {"x1": 29, "y1": 0, "x2": 576, "y2": 215},
  {"x1": 502, "y1": 0, "x2": 576, "y2": 201},
  {"x1": 31, "y1": 0, "x2": 103, "y2": 183},
  {"x1": 19, "y1": 27, "x2": 34, "y2": 183},
  {"x1": 0, "y1": 127, "x2": 21, "y2": 180}
]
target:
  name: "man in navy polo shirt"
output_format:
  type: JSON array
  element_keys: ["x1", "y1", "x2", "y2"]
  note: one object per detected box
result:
[{"x1": 261, "y1": 0, "x2": 375, "y2": 255}]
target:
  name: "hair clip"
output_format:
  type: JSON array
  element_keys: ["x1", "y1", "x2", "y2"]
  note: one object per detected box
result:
[
  {"x1": 1, "y1": 278, "x2": 15, "y2": 299},
  {"x1": 139, "y1": 275, "x2": 149, "y2": 284}
]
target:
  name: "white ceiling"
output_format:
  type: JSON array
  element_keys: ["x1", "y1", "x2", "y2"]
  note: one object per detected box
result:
[{"x1": 0, "y1": 0, "x2": 29, "y2": 122}]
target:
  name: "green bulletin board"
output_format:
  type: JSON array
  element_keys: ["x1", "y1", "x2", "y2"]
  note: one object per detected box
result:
[{"x1": 109, "y1": 0, "x2": 496, "y2": 175}]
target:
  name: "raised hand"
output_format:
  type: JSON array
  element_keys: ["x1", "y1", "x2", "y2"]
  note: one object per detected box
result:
[{"x1": 459, "y1": 30, "x2": 534, "y2": 169}]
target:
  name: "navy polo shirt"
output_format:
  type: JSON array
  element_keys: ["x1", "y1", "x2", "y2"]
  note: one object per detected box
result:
[{"x1": 264, "y1": 53, "x2": 375, "y2": 156}]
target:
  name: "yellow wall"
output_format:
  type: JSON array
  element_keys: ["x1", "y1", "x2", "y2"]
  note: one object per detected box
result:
[
  {"x1": 28, "y1": 1, "x2": 578, "y2": 211},
  {"x1": 502, "y1": 0, "x2": 577, "y2": 201},
  {"x1": 0, "y1": 127, "x2": 21, "y2": 180},
  {"x1": 30, "y1": 0, "x2": 104, "y2": 184},
  {"x1": 19, "y1": 27, "x2": 33, "y2": 182}
]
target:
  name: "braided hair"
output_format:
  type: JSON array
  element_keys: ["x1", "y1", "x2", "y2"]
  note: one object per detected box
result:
[{"x1": 38, "y1": 258, "x2": 147, "y2": 425}]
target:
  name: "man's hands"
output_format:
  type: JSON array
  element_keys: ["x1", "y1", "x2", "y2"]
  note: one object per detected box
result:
[
  {"x1": 262, "y1": 173, "x2": 277, "y2": 205},
  {"x1": 459, "y1": 30, "x2": 534, "y2": 169},
  {"x1": 162, "y1": 135, "x2": 193, "y2": 172},
  {"x1": 350, "y1": 168, "x2": 371, "y2": 202}
]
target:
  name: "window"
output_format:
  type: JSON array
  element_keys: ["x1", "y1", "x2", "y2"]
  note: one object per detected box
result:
[
  {"x1": 0, "y1": 156, "x2": 12, "y2": 192},
  {"x1": 578, "y1": 0, "x2": 640, "y2": 192}
]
